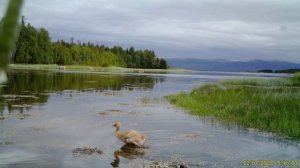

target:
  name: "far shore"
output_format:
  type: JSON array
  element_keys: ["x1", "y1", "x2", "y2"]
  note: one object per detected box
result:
[{"x1": 9, "y1": 64, "x2": 189, "y2": 74}]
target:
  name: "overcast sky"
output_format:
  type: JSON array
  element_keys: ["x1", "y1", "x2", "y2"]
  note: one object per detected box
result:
[{"x1": 1, "y1": 0, "x2": 300, "y2": 62}]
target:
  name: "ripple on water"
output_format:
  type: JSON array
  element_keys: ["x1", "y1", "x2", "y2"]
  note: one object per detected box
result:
[
  {"x1": 0, "y1": 70, "x2": 299, "y2": 167},
  {"x1": 0, "y1": 150, "x2": 44, "y2": 165}
]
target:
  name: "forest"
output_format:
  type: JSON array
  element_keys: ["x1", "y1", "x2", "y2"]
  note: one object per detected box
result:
[{"x1": 10, "y1": 18, "x2": 168, "y2": 69}]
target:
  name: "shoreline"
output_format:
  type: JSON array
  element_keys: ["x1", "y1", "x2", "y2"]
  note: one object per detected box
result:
[{"x1": 9, "y1": 64, "x2": 189, "y2": 74}]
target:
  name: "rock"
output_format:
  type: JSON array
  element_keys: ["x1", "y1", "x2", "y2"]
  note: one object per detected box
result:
[{"x1": 72, "y1": 147, "x2": 103, "y2": 156}]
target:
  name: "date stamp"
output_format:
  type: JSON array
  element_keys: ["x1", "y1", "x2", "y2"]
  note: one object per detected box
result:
[{"x1": 242, "y1": 160, "x2": 299, "y2": 167}]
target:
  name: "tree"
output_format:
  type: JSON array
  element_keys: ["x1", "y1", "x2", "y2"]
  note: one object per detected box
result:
[
  {"x1": 37, "y1": 28, "x2": 52, "y2": 64},
  {"x1": 159, "y1": 59, "x2": 167, "y2": 69},
  {"x1": 11, "y1": 21, "x2": 168, "y2": 69}
]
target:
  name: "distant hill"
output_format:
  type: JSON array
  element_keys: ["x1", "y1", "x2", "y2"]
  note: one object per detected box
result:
[{"x1": 167, "y1": 59, "x2": 300, "y2": 72}]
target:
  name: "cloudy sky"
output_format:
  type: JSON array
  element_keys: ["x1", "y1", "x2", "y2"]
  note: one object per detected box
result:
[{"x1": 1, "y1": 0, "x2": 300, "y2": 62}]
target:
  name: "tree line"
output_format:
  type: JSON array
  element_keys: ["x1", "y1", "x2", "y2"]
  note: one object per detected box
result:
[{"x1": 11, "y1": 18, "x2": 168, "y2": 69}]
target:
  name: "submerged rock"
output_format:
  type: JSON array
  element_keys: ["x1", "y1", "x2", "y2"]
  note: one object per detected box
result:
[
  {"x1": 0, "y1": 141, "x2": 13, "y2": 146},
  {"x1": 72, "y1": 147, "x2": 103, "y2": 156},
  {"x1": 145, "y1": 161, "x2": 188, "y2": 168},
  {"x1": 102, "y1": 91, "x2": 123, "y2": 96},
  {"x1": 184, "y1": 133, "x2": 201, "y2": 139},
  {"x1": 99, "y1": 109, "x2": 148, "y2": 117}
]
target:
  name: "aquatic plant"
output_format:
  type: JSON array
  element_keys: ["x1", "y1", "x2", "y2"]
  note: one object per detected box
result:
[{"x1": 167, "y1": 78, "x2": 300, "y2": 139}]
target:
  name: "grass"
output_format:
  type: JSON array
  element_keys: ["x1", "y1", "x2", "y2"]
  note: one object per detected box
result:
[
  {"x1": 292, "y1": 72, "x2": 300, "y2": 85},
  {"x1": 294, "y1": 72, "x2": 300, "y2": 79},
  {"x1": 9, "y1": 64, "x2": 188, "y2": 73},
  {"x1": 167, "y1": 76, "x2": 300, "y2": 139}
]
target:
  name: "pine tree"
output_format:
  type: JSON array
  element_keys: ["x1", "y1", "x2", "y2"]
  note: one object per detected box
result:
[{"x1": 12, "y1": 21, "x2": 168, "y2": 69}]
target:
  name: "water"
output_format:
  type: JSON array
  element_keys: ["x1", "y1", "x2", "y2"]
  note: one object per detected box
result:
[{"x1": 0, "y1": 70, "x2": 299, "y2": 168}]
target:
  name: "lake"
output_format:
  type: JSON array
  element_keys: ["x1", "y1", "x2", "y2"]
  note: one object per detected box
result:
[{"x1": 0, "y1": 70, "x2": 299, "y2": 167}]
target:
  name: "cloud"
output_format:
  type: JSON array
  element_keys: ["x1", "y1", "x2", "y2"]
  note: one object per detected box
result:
[{"x1": 1, "y1": 0, "x2": 300, "y2": 62}]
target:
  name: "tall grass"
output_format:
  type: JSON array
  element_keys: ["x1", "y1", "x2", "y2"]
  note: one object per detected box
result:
[
  {"x1": 292, "y1": 72, "x2": 300, "y2": 85},
  {"x1": 167, "y1": 78, "x2": 300, "y2": 139}
]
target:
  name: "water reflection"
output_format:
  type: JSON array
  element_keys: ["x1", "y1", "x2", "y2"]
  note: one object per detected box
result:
[
  {"x1": 1, "y1": 70, "x2": 298, "y2": 167},
  {"x1": 0, "y1": 70, "x2": 163, "y2": 116},
  {"x1": 111, "y1": 144, "x2": 145, "y2": 167}
]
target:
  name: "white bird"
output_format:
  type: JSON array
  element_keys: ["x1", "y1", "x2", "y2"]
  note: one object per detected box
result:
[{"x1": 113, "y1": 121, "x2": 145, "y2": 147}]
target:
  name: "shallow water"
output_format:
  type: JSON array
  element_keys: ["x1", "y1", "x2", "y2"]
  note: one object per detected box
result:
[{"x1": 0, "y1": 70, "x2": 299, "y2": 168}]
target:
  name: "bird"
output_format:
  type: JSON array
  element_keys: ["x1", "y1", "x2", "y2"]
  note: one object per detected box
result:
[
  {"x1": 113, "y1": 121, "x2": 145, "y2": 148},
  {"x1": 111, "y1": 144, "x2": 145, "y2": 167}
]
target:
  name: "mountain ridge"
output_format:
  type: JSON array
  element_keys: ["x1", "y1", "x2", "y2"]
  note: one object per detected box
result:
[{"x1": 167, "y1": 58, "x2": 300, "y2": 72}]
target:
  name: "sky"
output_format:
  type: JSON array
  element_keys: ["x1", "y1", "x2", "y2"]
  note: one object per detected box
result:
[{"x1": 1, "y1": 0, "x2": 300, "y2": 62}]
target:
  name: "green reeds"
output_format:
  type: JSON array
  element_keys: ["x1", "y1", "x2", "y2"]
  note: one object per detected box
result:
[{"x1": 167, "y1": 78, "x2": 300, "y2": 139}]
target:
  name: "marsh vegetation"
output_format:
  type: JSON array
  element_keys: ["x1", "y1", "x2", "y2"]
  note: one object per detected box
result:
[{"x1": 167, "y1": 73, "x2": 300, "y2": 139}]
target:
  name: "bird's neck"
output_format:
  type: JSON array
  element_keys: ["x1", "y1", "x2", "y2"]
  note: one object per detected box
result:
[
  {"x1": 112, "y1": 151, "x2": 121, "y2": 167},
  {"x1": 115, "y1": 127, "x2": 121, "y2": 137}
]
